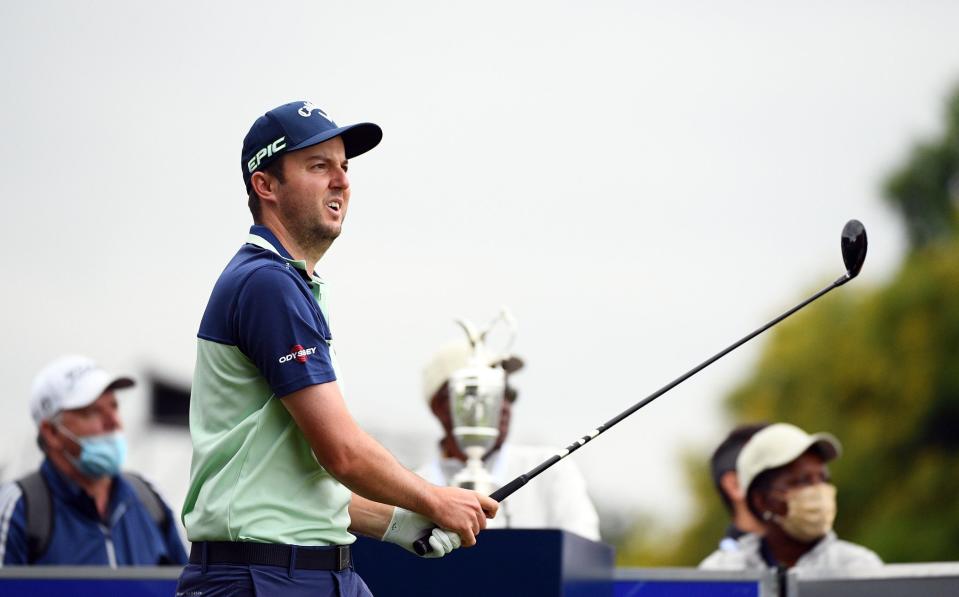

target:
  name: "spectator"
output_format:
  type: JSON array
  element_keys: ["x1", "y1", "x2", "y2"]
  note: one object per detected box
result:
[
  {"x1": 700, "y1": 422, "x2": 881, "y2": 570},
  {"x1": 709, "y1": 423, "x2": 768, "y2": 551},
  {"x1": 416, "y1": 341, "x2": 600, "y2": 541},
  {"x1": 0, "y1": 355, "x2": 187, "y2": 566}
]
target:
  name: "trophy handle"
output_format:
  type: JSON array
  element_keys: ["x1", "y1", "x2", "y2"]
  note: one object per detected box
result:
[
  {"x1": 454, "y1": 307, "x2": 517, "y2": 363},
  {"x1": 478, "y1": 307, "x2": 517, "y2": 360},
  {"x1": 454, "y1": 318, "x2": 482, "y2": 349}
]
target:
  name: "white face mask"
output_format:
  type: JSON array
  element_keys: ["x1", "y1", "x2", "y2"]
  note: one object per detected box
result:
[{"x1": 773, "y1": 483, "x2": 837, "y2": 542}]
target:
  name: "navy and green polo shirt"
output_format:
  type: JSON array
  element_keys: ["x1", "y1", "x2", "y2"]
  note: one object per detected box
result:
[{"x1": 181, "y1": 225, "x2": 353, "y2": 546}]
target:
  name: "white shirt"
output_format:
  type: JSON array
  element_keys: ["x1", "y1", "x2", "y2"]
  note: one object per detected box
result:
[
  {"x1": 699, "y1": 531, "x2": 883, "y2": 571},
  {"x1": 416, "y1": 443, "x2": 601, "y2": 541}
]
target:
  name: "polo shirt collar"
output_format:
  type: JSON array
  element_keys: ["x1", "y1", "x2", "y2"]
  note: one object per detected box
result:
[{"x1": 247, "y1": 225, "x2": 314, "y2": 276}]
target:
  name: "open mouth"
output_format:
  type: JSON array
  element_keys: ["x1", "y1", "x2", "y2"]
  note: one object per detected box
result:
[{"x1": 326, "y1": 200, "x2": 341, "y2": 213}]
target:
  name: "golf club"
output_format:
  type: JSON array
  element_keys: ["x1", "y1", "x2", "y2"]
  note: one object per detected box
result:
[{"x1": 414, "y1": 219, "x2": 868, "y2": 555}]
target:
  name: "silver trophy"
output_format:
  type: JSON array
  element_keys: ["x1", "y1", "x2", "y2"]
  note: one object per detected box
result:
[{"x1": 448, "y1": 309, "x2": 517, "y2": 495}]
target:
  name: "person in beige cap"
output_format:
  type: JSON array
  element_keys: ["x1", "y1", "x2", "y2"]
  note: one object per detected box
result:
[
  {"x1": 700, "y1": 422, "x2": 881, "y2": 570},
  {"x1": 0, "y1": 355, "x2": 187, "y2": 566},
  {"x1": 415, "y1": 341, "x2": 600, "y2": 541}
]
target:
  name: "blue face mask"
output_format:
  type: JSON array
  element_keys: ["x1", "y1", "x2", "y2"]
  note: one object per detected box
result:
[{"x1": 58, "y1": 426, "x2": 127, "y2": 478}]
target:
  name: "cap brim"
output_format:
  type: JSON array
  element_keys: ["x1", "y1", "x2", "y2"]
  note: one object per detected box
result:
[
  {"x1": 808, "y1": 433, "x2": 842, "y2": 462},
  {"x1": 60, "y1": 374, "x2": 135, "y2": 412},
  {"x1": 106, "y1": 377, "x2": 136, "y2": 392},
  {"x1": 758, "y1": 434, "x2": 842, "y2": 474},
  {"x1": 287, "y1": 122, "x2": 383, "y2": 159}
]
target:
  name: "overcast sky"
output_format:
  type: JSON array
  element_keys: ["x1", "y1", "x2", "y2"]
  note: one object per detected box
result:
[{"x1": 2, "y1": 1, "x2": 958, "y2": 534}]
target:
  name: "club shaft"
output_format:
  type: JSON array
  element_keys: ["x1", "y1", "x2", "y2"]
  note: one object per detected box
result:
[
  {"x1": 493, "y1": 273, "x2": 848, "y2": 500},
  {"x1": 414, "y1": 273, "x2": 850, "y2": 554}
]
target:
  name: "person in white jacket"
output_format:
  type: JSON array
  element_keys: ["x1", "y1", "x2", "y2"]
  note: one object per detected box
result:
[
  {"x1": 700, "y1": 423, "x2": 881, "y2": 571},
  {"x1": 415, "y1": 341, "x2": 600, "y2": 542}
]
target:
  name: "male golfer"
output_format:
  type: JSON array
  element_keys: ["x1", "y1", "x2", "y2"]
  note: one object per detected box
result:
[{"x1": 177, "y1": 101, "x2": 497, "y2": 596}]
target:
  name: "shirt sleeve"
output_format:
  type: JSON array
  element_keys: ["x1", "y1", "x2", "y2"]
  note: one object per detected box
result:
[
  {"x1": 0, "y1": 485, "x2": 28, "y2": 565},
  {"x1": 234, "y1": 265, "x2": 337, "y2": 397}
]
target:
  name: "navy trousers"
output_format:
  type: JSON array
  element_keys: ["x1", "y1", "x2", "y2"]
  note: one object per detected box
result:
[{"x1": 176, "y1": 562, "x2": 374, "y2": 596}]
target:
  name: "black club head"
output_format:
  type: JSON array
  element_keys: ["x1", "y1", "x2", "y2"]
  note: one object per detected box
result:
[{"x1": 841, "y1": 219, "x2": 867, "y2": 279}]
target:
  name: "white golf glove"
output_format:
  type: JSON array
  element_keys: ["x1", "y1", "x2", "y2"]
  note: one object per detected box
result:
[{"x1": 381, "y1": 507, "x2": 462, "y2": 558}]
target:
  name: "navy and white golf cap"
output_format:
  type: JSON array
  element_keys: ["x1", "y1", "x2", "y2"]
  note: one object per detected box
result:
[{"x1": 242, "y1": 100, "x2": 382, "y2": 190}]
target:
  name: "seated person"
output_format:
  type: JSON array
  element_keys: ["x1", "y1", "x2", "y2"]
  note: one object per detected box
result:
[{"x1": 700, "y1": 422, "x2": 881, "y2": 570}]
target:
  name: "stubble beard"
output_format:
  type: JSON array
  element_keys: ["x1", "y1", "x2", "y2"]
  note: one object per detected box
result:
[{"x1": 280, "y1": 196, "x2": 343, "y2": 257}]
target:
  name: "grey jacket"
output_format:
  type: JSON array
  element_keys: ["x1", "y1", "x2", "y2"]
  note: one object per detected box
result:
[{"x1": 699, "y1": 531, "x2": 882, "y2": 571}]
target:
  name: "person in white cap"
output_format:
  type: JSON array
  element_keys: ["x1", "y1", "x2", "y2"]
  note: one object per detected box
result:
[
  {"x1": 699, "y1": 422, "x2": 881, "y2": 571},
  {"x1": 0, "y1": 355, "x2": 187, "y2": 566},
  {"x1": 415, "y1": 341, "x2": 600, "y2": 541}
]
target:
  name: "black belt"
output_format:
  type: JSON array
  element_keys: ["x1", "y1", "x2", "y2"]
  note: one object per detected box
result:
[{"x1": 190, "y1": 541, "x2": 352, "y2": 571}]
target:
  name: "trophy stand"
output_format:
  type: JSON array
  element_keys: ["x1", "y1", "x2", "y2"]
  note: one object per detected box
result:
[{"x1": 452, "y1": 446, "x2": 498, "y2": 495}]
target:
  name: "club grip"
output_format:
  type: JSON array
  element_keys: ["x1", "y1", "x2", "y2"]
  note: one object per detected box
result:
[
  {"x1": 411, "y1": 475, "x2": 528, "y2": 555},
  {"x1": 413, "y1": 533, "x2": 433, "y2": 556},
  {"x1": 490, "y1": 475, "x2": 527, "y2": 502}
]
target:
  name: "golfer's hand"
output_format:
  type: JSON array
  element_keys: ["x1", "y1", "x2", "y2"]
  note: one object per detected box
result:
[
  {"x1": 382, "y1": 507, "x2": 461, "y2": 558},
  {"x1": 425, "y1": 486, "x2": 498, "y2": 547}
]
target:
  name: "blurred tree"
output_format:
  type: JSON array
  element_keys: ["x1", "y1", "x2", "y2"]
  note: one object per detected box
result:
[
  {"x1": 884, "y1": 86, "x2": 959, "y2": 248},
  {"x1": 727, "y1": 242, "x2": 959, "y2": 563},
  {"x1": 616, "y1": 83, "x2": 959, "y2": 567}
]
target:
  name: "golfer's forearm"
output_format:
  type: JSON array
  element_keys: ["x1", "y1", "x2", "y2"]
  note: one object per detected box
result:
[
  {"x1": 348, "y1": 494, "x2": 394, "y2": 538},
  {"x1": 328, "y1": 431, "x2": 435, "y2": 516}
]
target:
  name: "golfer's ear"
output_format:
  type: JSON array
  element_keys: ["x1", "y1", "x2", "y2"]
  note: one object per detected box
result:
[{"x1": 250, "y1": 171, "x2": 279, "y2": 205}]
